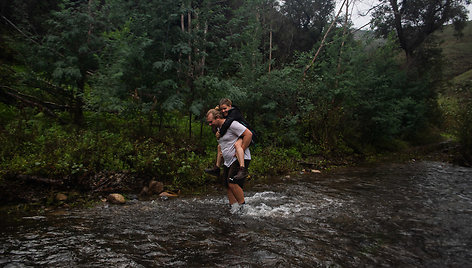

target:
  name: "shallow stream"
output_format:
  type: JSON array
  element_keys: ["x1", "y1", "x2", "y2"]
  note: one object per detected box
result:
[{"x1": 1, "y1": 161, "x2": 472, "y2": 267}]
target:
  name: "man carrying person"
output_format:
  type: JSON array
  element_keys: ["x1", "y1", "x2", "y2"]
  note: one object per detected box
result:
[
  {"x1": 205, "y1": 98, "x2": 254, "y2": 180},
  {"x1": 206, "y1": 108, "x2": 252, "y2": 206}
]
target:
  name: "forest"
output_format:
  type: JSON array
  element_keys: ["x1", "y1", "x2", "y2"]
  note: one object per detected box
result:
[{"x1": 1, "y1": 0, "x2": 471, "y2": 205}]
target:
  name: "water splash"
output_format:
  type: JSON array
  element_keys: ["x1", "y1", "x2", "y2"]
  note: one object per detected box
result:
[
  {"x1": 234, "y1": 191, "x2": 337, "y2": 218},
  {"x1": 2, "y1": 161, "x2": 471, "y2": 267}
]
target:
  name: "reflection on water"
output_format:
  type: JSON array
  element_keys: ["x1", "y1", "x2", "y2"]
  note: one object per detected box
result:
[{"x1": 1, "y1": 161, "x2": 472, "y2": 267}]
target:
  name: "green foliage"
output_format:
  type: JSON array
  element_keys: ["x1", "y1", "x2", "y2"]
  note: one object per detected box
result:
[
  {"x1": 372, "y1": 0, "x2": 470, "y2": 60},
  {"x1": 0, "y1": 108, "x2": 210, "y2": 186},
  {"x1": 2, "y1": 0, "x2": 470, "y2": 197},
  {"x1": 242, "y1": 66, "x2": 302, "y2": 146},
  {"x1": 0, "y1": 103, "x2": 17, "y2": 125},
  {"x1": 457, "y1": 94, "x2": 472, "y2": 159},
  {"x1": 436, "y1": 21, "x2": 472, "y2": 79},
  {"x1": 250, "y1": 146, "x2": 302, "y2": 177},
  {"x1": 441, "y1": 74, "x2": 472, "y2": 162},
  {"x1": 346, "y1": 38, "x2": 431, "y2": 146}
]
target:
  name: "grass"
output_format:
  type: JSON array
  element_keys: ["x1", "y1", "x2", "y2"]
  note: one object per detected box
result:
[
  {"x1": 452, "y1": 69, "x2": 472, "y2": 85},
  {"x1": 436, "y1": 21, "x2": 472, "y2": 79},
  {"x1": 436, "y1": 21, "x2": 472, "y2": 163}
]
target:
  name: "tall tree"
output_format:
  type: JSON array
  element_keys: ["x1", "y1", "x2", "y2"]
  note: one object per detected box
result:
[
  {"x1": 0, "y1": 0, "x2": 107, "y2": 125},
  {"x1": 90, "y1": 0, "x2": 186, "y2": 130},
  {"x1": 279, "y1": 0, "x2": 335, "y2": 55},
  {"x1": 372, "y1": 0, "x2": 470, "y2": 61}
]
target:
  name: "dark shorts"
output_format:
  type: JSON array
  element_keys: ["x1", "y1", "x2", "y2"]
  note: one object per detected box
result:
[{"x1": 223, "y1": 160, "x2": 250, "y2": 189}]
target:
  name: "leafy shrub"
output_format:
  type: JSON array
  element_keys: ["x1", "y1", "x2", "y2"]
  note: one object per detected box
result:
[
  {"x1": 250, "y1": 146, "x2": 301, "y2": 177},
  {"x1": 456, "y1": 86, "x2": 472, "y2": 163}
]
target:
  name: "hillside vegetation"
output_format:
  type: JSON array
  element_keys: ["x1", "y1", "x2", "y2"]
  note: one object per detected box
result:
[
  {"x1": 437, "y1": 21, "x2": 472, "y2": 165},
  {"x1": 0, "y1": 1, "x2": 471, "y2": 207},
  {"x1": 437, "y1": 21, "x2": 472, "y2": 79}
]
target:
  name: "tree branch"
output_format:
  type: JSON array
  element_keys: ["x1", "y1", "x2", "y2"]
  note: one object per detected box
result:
[
  {"x1": 1, "y1": 15, "x2": 65, "y2": 58},
  {"x1": 303, "y1": 0, "x2": 348, "y2": 78},
  {"x1": 17, "y1": 174, "x2": 64, "y2": 186},
  {"x1": 0, "y1": 85, "x2": 67, "y2": 121},
  {"x1": 1, "y1": 15, "x2": 41, "y2": 46}
]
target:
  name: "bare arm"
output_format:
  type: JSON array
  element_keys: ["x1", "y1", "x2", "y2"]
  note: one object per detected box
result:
[{"x1": 240, "y1": 129, "x2": 253, "y2": 151}]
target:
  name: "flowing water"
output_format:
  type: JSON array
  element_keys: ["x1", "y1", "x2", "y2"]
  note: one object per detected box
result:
[{"x1": 1, "y1": 161, "x2": 472, "y2": 267}]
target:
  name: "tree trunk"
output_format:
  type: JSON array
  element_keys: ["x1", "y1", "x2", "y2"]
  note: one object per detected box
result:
[
  {"x1": 304, "y1": 0, "x2": 347, "y2": 78},
  {"x1": 1, "y1": 85, "x2": 61, "y2": 120},
  {"x1": 179, "y1": 3, "x2": 185, "y2": 76},
  {"x1": 187, "y1": 4, "x2": 193, "y2": 138},
  {"x1": 74, "y1": 78, "x2": 85, "y2": 125},
  {"x1": 201, "y1": 21, "x2": 208, "y2": 76},
  {"x1": 188, "y1": 9, "x2": 192, "y2": 75},
  {"x1": 269, "y1": 25, "x2": 272, "y2": 73},
  {"x1": 253, "y1": 10, "x2": 261, "y2": 68},
  {"x1": 87, "y1": 0, "x2": 94, "y2": 44},
  {"x1": 336, "y1": 0, "x2": 350, "y2": 87},
  {"x1": 389, "y1": 0, "x2": 412, "y2": 61}
]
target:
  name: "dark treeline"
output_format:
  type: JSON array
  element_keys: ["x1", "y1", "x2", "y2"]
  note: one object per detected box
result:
[{"x1": 0, "y1": 0, "x2": 471, "y2": 195}]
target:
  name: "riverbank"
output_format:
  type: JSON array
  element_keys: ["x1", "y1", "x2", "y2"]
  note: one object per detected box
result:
[{"x1": 0, "y1": 139, "x2": 467, "y2": 215}]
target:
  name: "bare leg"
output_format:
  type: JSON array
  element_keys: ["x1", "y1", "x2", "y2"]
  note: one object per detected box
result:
[
  {"x1": 228, "y1": 183, "x2": 245, "y2": 204},
  {"x1": 227, "y1": 188, "x2": 238, "y2": 205},
  {"x1": 216, "y1": 144, "x2": 223, "y2": 168},
  {"x1": 234, "y1": 138, "x2": 245, "y2": 168}
]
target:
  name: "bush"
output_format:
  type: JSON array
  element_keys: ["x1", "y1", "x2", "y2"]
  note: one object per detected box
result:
[
  {"x1": 250, "y1": 146, "x2": 301, "y2": 177},
  {"x1": 456, "y1": 87, "x2": 472, "y2": 164},
  {"x1": 0, "y1": 109, "x2": 212, "y2": 189}
]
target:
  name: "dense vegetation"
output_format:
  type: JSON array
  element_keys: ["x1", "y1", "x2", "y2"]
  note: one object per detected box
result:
[{"x1": 0, "y1": 0, "x2": 471, "y2": 202}]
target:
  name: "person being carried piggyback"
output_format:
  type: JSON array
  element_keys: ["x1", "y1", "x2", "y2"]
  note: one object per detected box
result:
[
  {"x1": 205, "y1": 98, "x2": 255, "y2": 181},
  {"x1": 206, "y1": 108, "x2": 253, "y2": 206}
]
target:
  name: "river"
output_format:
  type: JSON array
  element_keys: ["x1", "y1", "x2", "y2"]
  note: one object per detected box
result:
[{"x1": 1, "y1": 161, "x2": 471, "y2": 267}]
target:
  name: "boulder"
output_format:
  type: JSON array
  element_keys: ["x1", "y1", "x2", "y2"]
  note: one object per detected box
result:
[
  {"x1": 55, "y1": 193, "x2": 68, "y2": 201},
  {"x1": 107, "y1": 193, "x2": 126, "y2": 204},
  {"x1": 148, "y1": 180, "x2": 164, "y2": 195}
]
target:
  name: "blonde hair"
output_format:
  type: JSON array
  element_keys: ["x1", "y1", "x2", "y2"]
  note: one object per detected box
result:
[
  {"x1": 206, "y1": 108, "x2": 223, "y2": 119},
  {"x1": 219, "y1": 98, "x2": 232, "y2": 107}
]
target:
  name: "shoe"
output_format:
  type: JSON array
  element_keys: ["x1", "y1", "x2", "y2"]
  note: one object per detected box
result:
[
  {"x1": 204, "y1": 166, "x2": 220, "y2": 177},
  {"x1": 233, "y1": 167, "x2": 248, "y2": 180}
]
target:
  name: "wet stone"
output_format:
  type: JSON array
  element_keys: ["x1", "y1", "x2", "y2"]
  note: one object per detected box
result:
[
  {"x1": 107, "y1": 193, "x2": 125, "y2": 204},
  {"x1": 55, "y1": 193, "x2": 67, "y2": 202}
]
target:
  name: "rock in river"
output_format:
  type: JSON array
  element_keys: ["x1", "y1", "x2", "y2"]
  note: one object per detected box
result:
[
  {"x1": 55, "y1": 193, "x2": 68, "y2": 202},
  {"x1": 107, "y1": 193, "x2": 126, "y2": 204}
]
